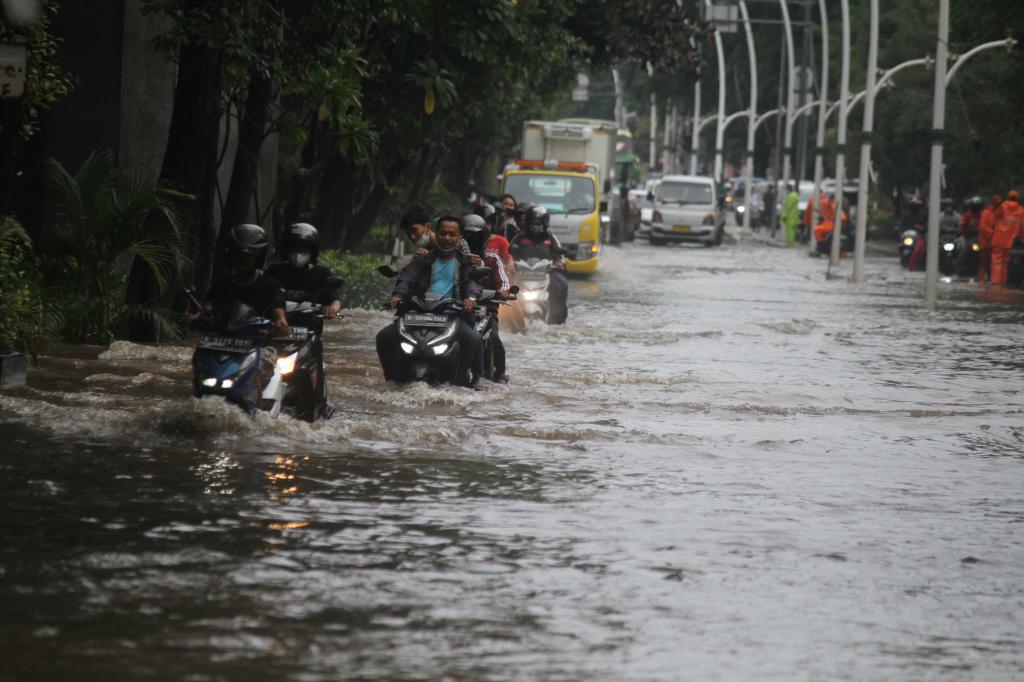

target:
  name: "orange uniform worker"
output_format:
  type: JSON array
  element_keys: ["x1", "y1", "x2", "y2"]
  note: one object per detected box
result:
[
  {"x1": 978, "y1": 195, "x2": 1000, "y2": 282},
  {"x1": 803, "y1": 192, "x2": 832, "y2": 230},
  {"x1": 991, "y1": 191, "x2": 1024, "y2": 286}
]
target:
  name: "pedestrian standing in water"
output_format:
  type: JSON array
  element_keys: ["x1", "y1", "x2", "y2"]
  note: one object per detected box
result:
[
  {"x1": 762, "y1": 183, "x2": 777, "y2": 236},
  {"x1": 781, "y1": 183, "x2": 800, "y2": 246}
]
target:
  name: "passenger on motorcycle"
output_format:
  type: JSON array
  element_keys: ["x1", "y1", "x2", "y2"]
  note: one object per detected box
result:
[
  {"x1": 464, "y1": 214, "x2": 512, "y2": 383},
  {"x1": 960, "y1": 197, "x2": 983, "y2": 233},
  {"x1": 510, "y1": 204, "x2": 569, "y2": 324},
  {"x1": 376, "y1": 215, "x2": 486, "y2": 386},
  {"x1": 473, "y1": 203, "x2": 515, "y2": 275},
  {"x1": 265, "y1": 222, "x2": 343, "y2": 416},
  {"x1": 497, "y1": 193, "x2": 519, "y2": 241},
  {"x1": 400, "y1": 205, "x2": 480, "y2": 265}
]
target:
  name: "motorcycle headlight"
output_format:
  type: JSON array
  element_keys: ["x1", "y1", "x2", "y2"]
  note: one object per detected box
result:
[
  {"x1": 400, "y1": 342, "x2": 415, "y2": 354},
  {"x1": 201, "y1": 377, "x2": 217, "y2": 387},
  {"x1": 902, "y1": 237, "x2": 915, "y2": 246},
  {"x1": 276, "y1": 352, "x2": 298, "y2": 375},
  {"x1": 736, "y1": 205, "x2": 746, "y2": 214},
  {"x1": 221, "y1": 379, "x2": 234, "y2": 389},
  {"x1": 972, "y1": 243, "x2": 980, "y2": 252},
  {"x1": 600, "y1": 214, "x2": 610, "y2": 224},
  {"x1": 943, "y1": 243, "x2": 955, "y2": 252},
  {"x1": 576, "y1": 241, "x2": 597, "y2": 259},
  {"x1": 432, "y1": 343, "x2": 449, "y2": 355},
  {"x1": 521, "y1": 290, "x2": 540, "y2": 301}
]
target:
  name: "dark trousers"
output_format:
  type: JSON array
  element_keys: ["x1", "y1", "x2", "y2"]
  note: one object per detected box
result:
[
  {"x1": 491, "y1": 326, "x2": 506, "y2": 377},
  {"x1": 376, "y1": 318, "x2": 483, "y2": 383},
  {"x1": 548, "y1": 270, "x2": 569, "y2": 324}
]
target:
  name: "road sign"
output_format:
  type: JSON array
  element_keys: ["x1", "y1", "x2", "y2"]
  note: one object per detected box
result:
[
  {"x1": 0, "y1": 44, "x2": 27, "y2": 99},
  {"x1": 703, "y1": 3, "x2": 738, "y2": 33}
]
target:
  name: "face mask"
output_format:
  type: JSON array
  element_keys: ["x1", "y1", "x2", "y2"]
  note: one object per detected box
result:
[
  {"x1": 415, "y1": 233, "x2": 430, "y2": 248},
  {"x1": 437, "y1": 243, "x2": 458, "y2": 255},
  {"x1": 290, "y1": 251, "x2": 311, "y2": 268}
]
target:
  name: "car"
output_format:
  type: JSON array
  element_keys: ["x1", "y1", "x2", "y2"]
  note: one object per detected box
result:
[{"x1": 648, "y1": 175, "x2": 724, "y2": 246}]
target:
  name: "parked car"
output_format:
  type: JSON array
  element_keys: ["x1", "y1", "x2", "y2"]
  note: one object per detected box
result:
[{"x1": 648, "y1": 175, "x2": 724, "y2": 247}]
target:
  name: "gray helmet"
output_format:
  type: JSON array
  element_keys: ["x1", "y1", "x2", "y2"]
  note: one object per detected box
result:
[
  {"x1": 225, "y1": 223, "x2": 269, "y2": 268},
  {"x1": 280, "y1": 222, "x2": 320, "y2": 263},
  {"x1": 461, "y1": 213, "x2": 489, "y2": 255}
]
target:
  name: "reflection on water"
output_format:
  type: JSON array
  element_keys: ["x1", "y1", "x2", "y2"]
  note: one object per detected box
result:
[{"x1": 1, "y1": 240, "x2": 1023, "y2": 680}]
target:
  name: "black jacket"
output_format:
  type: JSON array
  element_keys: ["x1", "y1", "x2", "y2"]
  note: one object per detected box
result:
[
  {"x1": 393, "y1": 249, "x2": 482, "y2": 301},
  {"x1": 265, "y1": 263, "x2": 343, "y2": 304}
]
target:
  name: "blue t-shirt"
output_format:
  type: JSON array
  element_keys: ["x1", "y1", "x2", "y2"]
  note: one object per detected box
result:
[{"x1": 427, "y1": 257, "x2": 457, "y2": 298}]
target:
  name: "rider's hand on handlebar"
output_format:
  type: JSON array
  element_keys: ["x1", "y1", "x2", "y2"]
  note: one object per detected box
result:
[
  {"x1": 325, "y1": 300, "x2": 343, "y2": 317},
  {"x1": 468, "y1": 254, "x2": 482, "y2": 267},
  {"x1": 463, "y1": 297, "x2": 477, "y2": 312},
  {"x1": 272, "y1": 309, "x2": 289, "y2": 337},
  {"x1": 497, "y1": 289, "x2": 510, "y2": 299},
  {"x1": 388, "y1": 295, "x2": 402, "y2": 309}
]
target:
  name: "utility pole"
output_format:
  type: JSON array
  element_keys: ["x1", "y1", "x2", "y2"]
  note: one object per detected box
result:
[
  {"x1": 828, "y1": 0, "x2": 850, "y2": 267},
  {"x1": 924, "y1": 0, "x2": 949, "y2": 306},
  {"x1": 796, "y1": 0, "x2": 812, "y2": 181},
  {"x1": 648, "y1": 62, "x2": 658, "y2": 171},
  {"x1": 740, "y1": 0, "x2": 757, "y2": 231},
  {"x1": 809, "y1": 0, "x2": 829, "y2": 252},
  {"x1": 612, "y1": 67, "x2": 625, "y2": 128},
  {"x1": 852, "y1": 0, "x2": 878, "y2": 283},
  {"x1": 690, "y1": 47, "x2": 702, "y2": 175},
  {"x1": 779, "y1": 0, "x2": 797, "y2": 194},
  {"x1": 705, "y1": 0, "x2": 727, "y2": 183}
]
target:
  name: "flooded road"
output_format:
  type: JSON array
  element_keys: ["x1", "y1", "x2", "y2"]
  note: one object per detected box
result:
[{"x1": 2, "y1": 237, "x2": 1023, "y2": 680}]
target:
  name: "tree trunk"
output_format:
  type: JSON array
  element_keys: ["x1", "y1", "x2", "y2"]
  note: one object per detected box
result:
[
  {"x1": 216, "y1": 67, "x2": 272, "y2": 281},
  {"x1": 124, "y1": 40, "x2": 222, "y2": 341}
]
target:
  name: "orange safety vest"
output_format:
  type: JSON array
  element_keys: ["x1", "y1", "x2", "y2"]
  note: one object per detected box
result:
[{"x1": 992, "y1": 201, "x2": 1024, "y2": 250}]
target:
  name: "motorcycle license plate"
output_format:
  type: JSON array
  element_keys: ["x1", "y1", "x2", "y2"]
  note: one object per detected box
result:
[
  {"x1": 404, "y1": 313, "x2": 448, "y2": 327},
  {"x1": 198, "y1": 336, "x2": 252, "y2": 353},
  {"x1": 672, "y1": 225, "x2": 691, "y2": 234}
]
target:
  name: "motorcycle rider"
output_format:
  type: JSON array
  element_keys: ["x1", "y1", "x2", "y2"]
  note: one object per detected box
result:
[
  {"x1": 939, "y1": 198, "x2": 960, "y2": 235},
  {"x1": 959, "y1": 197, "x2": 983, "y2": 234},
  {"x1": 265, "y1": 222, "x2": 343, "y2": 417},
  {"x1": 979, "y1": 194, "x2": 1001, "y2": 283},
  {"x1": 189, "y1": 224, "x2": 288, "y2": 387},
  {"x1": 473, "y1": 203, "x2": 515, "y2": 275},
  {"x1": 376, "y1": 215, "x2": 485, "y2": 386},
  {"x1": 510, "y1": 204, "x2": 569, "y2": 324},
  {"x1": 991, "y1": 190, "x2": 1024, "y2": 286},
  {"x1": 463, "y1": 213, "x2": 511, "y2": 383}
]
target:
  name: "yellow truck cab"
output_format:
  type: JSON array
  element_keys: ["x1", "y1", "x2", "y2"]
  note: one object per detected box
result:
[{"x1": 502, "y1": 160, "x2": 602, "y2": 274}]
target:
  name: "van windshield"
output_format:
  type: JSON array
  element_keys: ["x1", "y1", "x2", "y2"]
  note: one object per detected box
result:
[
  {"x1": 657, "y1": 181, "x2": 713, "y2": 205},
  {"x1": 505, "y1": 174, "x2": 596, "y2": 214}
]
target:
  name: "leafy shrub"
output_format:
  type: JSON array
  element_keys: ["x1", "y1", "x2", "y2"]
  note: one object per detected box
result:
[
  {"x1": 318, "y1": 251, "x2": 393, "y2": 310},
  {"x1": 43, "y1": 151, "x2": 194, "y2": 343},
  {"x1": 0, "y1": 219, "x2": 61, "y2": 361}
]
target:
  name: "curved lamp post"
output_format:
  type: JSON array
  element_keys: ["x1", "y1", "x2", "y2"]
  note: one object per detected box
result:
[
  {"x1": 739, "y1": 0, "x2": 757, "y2": 231},
  {"x1": 778, "y1": 0, "x2": 797, "y2": 193},
  {"x1": 828, "y1": 0, "x2": 850, "y2": 267},
  {"x1": 809, "y1": 0, "x2": 829, "y2": 250},
  {"x1": 852, "y1": 0, "x2": 878, "y2": 283}
]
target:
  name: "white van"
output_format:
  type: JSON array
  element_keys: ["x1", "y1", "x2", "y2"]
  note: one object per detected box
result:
[{"x1": 648, "y1": 175, "x2": 724, "y2": 246}]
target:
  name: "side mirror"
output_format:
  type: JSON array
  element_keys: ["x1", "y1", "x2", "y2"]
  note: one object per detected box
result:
[
  {"x1": 469, "y1": 266, "x2": 492, "y2": 281},
  {"x1": 599, "y1": 200, "x2": 608, "y2": 213},
  {"x1": 508, "y1": 285, "x2": 520, "y2": 295}
]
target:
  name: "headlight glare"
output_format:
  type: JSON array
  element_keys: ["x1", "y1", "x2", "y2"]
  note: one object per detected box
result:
[
  {"x1": 276, "y1": 352, "x2": 297, "y2": 375},
  {"x1": 400, "y1": 342, "x2": 415, "y2": 354}
]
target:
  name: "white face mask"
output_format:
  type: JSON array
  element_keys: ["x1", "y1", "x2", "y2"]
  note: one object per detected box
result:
[
  {"x1": 415, "y1": 233, "x2": 430, "y2": 248},
  {"x1": 290, "y1": 251, "x2": 311, "y2": 268}
]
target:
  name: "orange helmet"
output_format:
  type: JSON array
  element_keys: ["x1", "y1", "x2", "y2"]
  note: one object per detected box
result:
[{"x1": 1008, "y1": 190, "x2": 1020, "y2": 201}]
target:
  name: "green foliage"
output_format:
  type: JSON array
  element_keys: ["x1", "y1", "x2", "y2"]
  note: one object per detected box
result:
[
  {"x1": 317, "y1": 250, "x2": 393, "y2": 310},
  {"x1": 0, "y1": 0, "x2": 75, "y2": 139},
  {"x1": 43, "y1": 151, "x2": 194, "y2": 343},
  {"x1": 0, "y1": 219, "x2": 61, "y2": 360}
]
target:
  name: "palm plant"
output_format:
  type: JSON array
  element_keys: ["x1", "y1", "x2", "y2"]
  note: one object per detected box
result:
[{"x1": 44, "y1": 151, "x2": 194, "y2": 343}]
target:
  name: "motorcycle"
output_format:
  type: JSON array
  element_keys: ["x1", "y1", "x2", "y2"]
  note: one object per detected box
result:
[
  {"x1": 472, "y1": 287, "x2": 517, "y2": 380},
  {"x1": 390, "y1": 295, "x2": 473, "y2": 386},
  {"x1": 514, "y1": 257, "x2": 553, "y2": 323},
  {"x1": 191, "y1": 302, "x2": 321, "y2": 419},
  {"x1": 953, "y1": 229, "x2": 980, "y2": 278},
  {"x1": 938, "y1": 228, "x2": 959, "y2": 276},
  {"x1": 898, "y1": 229, "x2": 920, "y2": 268}
]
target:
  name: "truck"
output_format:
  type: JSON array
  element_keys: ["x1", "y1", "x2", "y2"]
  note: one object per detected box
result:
[{"x1": 502, "y1": 119, "x2": 617, "y2": 274}]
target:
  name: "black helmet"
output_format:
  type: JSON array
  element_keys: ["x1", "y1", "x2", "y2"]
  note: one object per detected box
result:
[
  {"x1": 462, "y1": 213, "x2": 489, "y2": 255},
  {"x1": 473, "y1": 203, "x2": 497, "y2": 225},
  {"x1": 525, "y1": 204, "x2": 549, "y2": 235},
  {"x1": 280, "y1": 222, "x2": 320, "y2": 263},
  {"x1": 226, "y1": 223, "x2": 269, "y2": 268}
]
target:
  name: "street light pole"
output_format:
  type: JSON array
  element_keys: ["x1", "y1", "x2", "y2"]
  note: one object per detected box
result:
[
  {"x1": 924, "y1": 0, "x2": 949, "y2": 306},
  {"x1": 740, "y1": 0, "x2": 757, "y2": 232},
  {"x1": 778, "y1": 0, "x2": 796, "y2": 195},
  {"x1": 690, "y1": 42, "x2": 702, "y2": 175},
  {"x1": 852, "y1": 0, "x2": 878, "y2": 283},
  {"x1": 809, "y1": 0, "x2": 828, "y2": 252},
  {"x1": 706, "y1": 0, "x2": 727, "y2": 182},
  {"x1": 648, "y1": 62, "x2": 658, "y2": 170},
  {"x1": 829, "y1": 0, "x2": 850, "y2": 267}
]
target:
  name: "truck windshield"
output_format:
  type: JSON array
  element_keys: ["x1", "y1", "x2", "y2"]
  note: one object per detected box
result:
[
  {"x1": 505, "y1": 174, "x2": 596, "y2": 214},
  {"x1": 657, "y1": 182, "x2": 713, "y2": 206}
]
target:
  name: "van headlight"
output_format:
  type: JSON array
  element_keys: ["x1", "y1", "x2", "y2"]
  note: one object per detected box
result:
[
  {"x1": 703, "y1": 213, "x2": 715, "y2": 226},
  {"x1": 576, "y1": 241, "x2": 597, "y2": 259}
]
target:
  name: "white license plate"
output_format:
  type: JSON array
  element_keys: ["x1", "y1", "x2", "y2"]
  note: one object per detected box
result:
[
  {"x1": 404, "y1": 313, "x2": 448, "y2": 327},
  {"x1": 198, "y1": 336, "x2": 252, "y2": 353}
]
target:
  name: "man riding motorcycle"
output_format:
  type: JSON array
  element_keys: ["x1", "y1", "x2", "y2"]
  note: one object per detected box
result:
[
  {"x1": 189, "y1": 223, "x2": 287, "y2": 387},
  {"x1": 376, "y1": 215, "x2": 485, "y2": 386},
  {"x1": 265, "y1": 222, "x2": 343, "y2": 417},
  {"x1": 510, "y1": 204, "x2": 569, "y2": 324}
]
